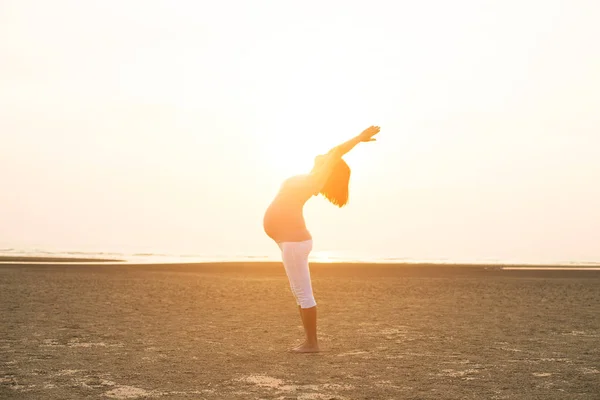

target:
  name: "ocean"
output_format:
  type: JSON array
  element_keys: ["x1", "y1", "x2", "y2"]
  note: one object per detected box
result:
[{"x1": 1, "y1": 247, "x2": 600, "y2": 268}]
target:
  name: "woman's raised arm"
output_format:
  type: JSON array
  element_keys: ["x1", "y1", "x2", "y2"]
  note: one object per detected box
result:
[{"x1": 327, "y1": 125, "x2": 380, "y2": 157}]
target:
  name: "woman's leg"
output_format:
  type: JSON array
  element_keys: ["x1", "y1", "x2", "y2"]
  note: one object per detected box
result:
[
  {"x1": 297, "y1": 305, "x2": 306, "y2": 331},
  {"x1": 280, "y1": 240, "x2": 319, "y2": 353},
  {"x1": 290, "y1": 306, "x2": 306, "y2": 350},
  {"x1": 299, "y1": 306, "x2": 318, "y2": 350}
]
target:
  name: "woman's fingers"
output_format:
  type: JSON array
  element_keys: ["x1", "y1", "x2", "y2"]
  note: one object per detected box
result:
[{"x1": 360, "y1": 125, "x2": 380, "y2": 141}]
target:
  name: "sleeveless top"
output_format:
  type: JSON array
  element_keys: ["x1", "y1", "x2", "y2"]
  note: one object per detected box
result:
[{"x1": 263, "y1": 175, "x2": 315, "y2": 243}]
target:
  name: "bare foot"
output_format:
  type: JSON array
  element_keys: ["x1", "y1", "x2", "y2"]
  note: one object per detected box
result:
[{"x1": 289, "y1": 342, "x2": 320, "y2": 353}]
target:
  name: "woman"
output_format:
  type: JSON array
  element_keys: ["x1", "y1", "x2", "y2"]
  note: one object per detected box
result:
[{"x1": 263, "y1": 125, "x2": 381, "y2": 353}]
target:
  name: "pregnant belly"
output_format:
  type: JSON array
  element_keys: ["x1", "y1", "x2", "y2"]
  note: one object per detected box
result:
[{"x1": 263, "y1": 206, "x2": 311, "y2": 243}]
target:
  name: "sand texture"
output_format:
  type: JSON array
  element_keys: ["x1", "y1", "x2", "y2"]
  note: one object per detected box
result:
[{"x1": 1, "y1": 263, "x2": 599, "y2": 399}]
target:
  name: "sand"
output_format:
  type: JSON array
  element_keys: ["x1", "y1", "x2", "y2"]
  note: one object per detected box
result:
[{"x1": 1, "y1": 262, "x2": 598, "y2": 399}]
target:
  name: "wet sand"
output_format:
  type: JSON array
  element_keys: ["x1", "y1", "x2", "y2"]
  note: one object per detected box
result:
[{"x1": 1, "y1": 262, "x2": 598, "y2": 399}]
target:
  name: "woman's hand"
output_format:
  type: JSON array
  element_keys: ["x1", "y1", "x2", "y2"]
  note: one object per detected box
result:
[
  {"x1": 325, "y1": 125, "x2": 382, "y2": 159},
  {"x1": 358, "y1": 125, "x2": 380, "y2": 142}
]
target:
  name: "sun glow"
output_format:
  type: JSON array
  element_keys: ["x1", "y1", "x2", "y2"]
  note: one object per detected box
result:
[
  {"x1": 266, "y1": 135, "x2": 317, "y2": 178},
  {"x1": 260, "y1": 97, "x2": 380, "y2": 181},
  {"x1": 310, "y1": 250, "x2": 337, "y2": 263}
]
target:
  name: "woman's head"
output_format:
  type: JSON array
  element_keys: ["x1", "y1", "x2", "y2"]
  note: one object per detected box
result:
[{"x1": 314, "y1": 155, "x2": 351, "y2": 207}]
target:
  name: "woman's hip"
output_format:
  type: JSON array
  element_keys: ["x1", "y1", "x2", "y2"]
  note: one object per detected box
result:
[{"x1": 277, "y1": 239, "x2": 313, "y2": 254}]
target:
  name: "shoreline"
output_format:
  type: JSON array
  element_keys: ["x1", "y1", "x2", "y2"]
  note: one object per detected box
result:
[{"x1": 0, "y1": 255, "x2": 599, "y2": 269}]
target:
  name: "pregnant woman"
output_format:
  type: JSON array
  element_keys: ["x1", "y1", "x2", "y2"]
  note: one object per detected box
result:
[{"x1": 263, "y1": 125, "x2": 380, "y2": 353}]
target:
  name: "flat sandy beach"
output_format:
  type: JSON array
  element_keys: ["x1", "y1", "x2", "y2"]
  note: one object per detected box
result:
[{"x1": 1, "y1": 262, "x2": 598, "y2": 399}]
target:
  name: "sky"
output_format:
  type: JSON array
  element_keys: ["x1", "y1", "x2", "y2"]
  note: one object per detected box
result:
[{"x1": 1, "y1": 0, "x2": 599, "y2": 263}]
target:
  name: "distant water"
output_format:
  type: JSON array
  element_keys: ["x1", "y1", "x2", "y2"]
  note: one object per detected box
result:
[
  {"x1": 0, "y1": 248, "x2": 271, "y2": 264},
  {"x1": 1, "y1": 247, "x2": 599, "y2": 267}
]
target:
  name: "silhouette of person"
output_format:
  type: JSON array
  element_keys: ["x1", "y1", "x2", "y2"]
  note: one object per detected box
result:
[{"x1": 263, "y1": 126, "x2": 380, "y2": 353}]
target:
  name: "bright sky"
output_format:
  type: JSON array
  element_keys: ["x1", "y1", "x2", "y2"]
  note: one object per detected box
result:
[{"x1": 1, "y1": 0, "x2": 599, "y2": 263}]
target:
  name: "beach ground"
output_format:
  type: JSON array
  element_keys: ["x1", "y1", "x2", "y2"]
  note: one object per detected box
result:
[{"x1": 1, "y1": 262, "x2": 598, "y2": 399}]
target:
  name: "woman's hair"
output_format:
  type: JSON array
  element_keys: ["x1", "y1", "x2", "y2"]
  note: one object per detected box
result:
[{"x1": 320, "y1": 158, "x2": 351, "y2": 207}]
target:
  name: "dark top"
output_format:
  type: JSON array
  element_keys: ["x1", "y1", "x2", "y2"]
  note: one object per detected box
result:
[{"x1": 263, "y1": 175, "x2": 316, "y2": 243}]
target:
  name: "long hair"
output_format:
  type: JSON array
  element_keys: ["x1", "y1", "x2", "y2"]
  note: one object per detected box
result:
[{"x1": 320, "y1": 158, "x2": 351, "y2": 207}]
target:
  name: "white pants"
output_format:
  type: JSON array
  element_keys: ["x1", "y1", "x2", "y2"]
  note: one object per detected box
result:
[{"x1": 277, "y1": 240, "x2": 317, "y2": 309}]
